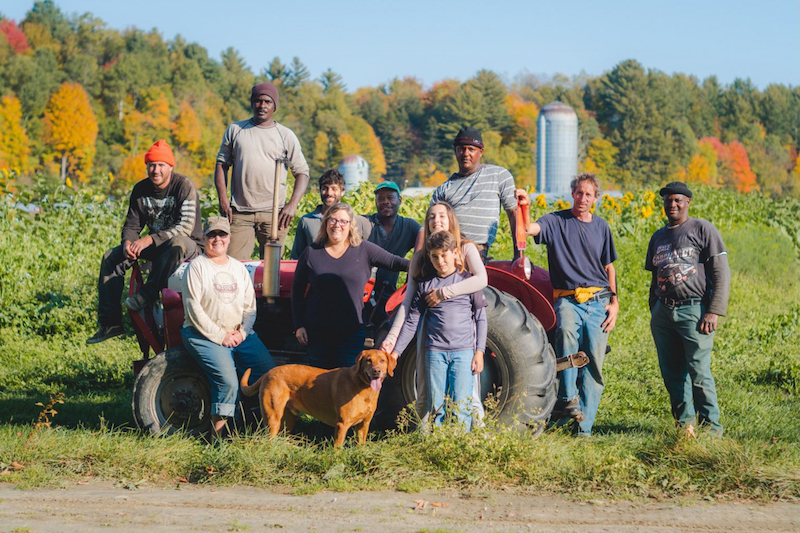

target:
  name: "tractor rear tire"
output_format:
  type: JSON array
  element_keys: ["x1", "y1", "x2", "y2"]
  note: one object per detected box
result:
[
  {"x1": 397, "y1": 286, "x2": 557, "y2": 436},
  {"x1": 132, "y1": 348, "x2": 212, "y2": 437}
]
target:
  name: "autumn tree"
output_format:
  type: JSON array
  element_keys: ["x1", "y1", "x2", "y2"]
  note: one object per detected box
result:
[
  {"x1": 0, "y1": 95, "x2": 32, "y2": 172},
  {"x1": 678, "y1": 139, "x2": 718, "y2": 186},
  {"x1": 172, "y1": 100, "x2": 202, "y2": 153},
  {"x1": 43, "y1": 82, "x2": 98, "y2": 182},
  {"x1": 0, "y1": 20, "x2": 31, "y2": 54},
  {"x1": 582, "y1": 137, "x2": 619, "y2": 185}
]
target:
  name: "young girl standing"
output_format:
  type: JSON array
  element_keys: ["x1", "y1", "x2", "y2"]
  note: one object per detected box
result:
[{"x1": 390, "y1": 231, "x2": 487, "y2": 429}]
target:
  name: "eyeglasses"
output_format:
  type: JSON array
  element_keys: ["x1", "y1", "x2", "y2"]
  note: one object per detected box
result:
[
  {"x1": 206, "y1": 231, "x2": 229, "y2": 239},
  {"x1": 328, "y1": 218, "x2": 350, "y2": 227}
]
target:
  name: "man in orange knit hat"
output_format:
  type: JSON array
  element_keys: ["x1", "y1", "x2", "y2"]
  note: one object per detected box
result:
[{"x1": 87, "y1": 140, "x2": 203, "y2": 344}]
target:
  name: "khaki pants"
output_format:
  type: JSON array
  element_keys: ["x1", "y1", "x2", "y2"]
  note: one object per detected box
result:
[{"x1": 228, "y1": 209, "x2": 289, "y2": 261}]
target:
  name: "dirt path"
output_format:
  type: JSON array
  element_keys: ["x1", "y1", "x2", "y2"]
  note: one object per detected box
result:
[{"x1": 0, "y1": 482, "x2": 797, "y2": 533}]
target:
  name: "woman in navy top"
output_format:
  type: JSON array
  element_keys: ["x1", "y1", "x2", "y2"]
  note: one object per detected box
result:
[{"x1": 292, "y1": 202, "x2": 409, "y2": 369}]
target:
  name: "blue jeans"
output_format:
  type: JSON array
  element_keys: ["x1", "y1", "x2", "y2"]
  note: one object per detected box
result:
[
  {"x1": 305, "y1": 327, "x2": 366, "y2": 370},
  {"x1": 425, "y1": 349, "x2": 475, "y2": 429},
  {"x1": 182, "y1": 326, "x2": 276, "y2": 418},
  {"x1": 650, "y1": 301, "x2": 722, "y2": 433},
  {"x1": 555, "y1": 295, "x2": 610, "y2": 435}
]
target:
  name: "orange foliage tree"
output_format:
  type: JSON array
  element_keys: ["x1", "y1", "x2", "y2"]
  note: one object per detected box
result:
[
  {"x1": 0, "y1": 95, "x2": 32, "y2": 172},
  {"x1": 700, "y1": 136, "x2": 758, "y2": 193},
  {"x1": 43, "y1": 82, "x2": 98, "y2": 183}
]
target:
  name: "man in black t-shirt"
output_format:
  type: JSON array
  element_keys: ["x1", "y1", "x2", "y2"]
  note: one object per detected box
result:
[
  {"x1": 365, "y1": 181, "x2": 420, "y2": 324},
  {"x1": 646, "y1": 181, "x2": 730, "y2": 437},
  {"x1": 86, "y1": 140, "x2": 202, "y2": 344}
]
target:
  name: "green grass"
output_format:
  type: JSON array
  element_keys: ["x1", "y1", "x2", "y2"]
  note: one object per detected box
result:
[{"x1": 0, "y1": 183, "x2": 798, "y2": 500}]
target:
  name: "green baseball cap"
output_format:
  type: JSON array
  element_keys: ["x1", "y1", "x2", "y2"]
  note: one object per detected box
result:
[{"x1": 374, "y1": 181, "x2": 401, "y2": 194}]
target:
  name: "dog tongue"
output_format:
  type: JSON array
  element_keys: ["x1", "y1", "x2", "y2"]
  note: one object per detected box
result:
[{"x1": 370, "y1": 377, "x2": 382, "y2": 391}]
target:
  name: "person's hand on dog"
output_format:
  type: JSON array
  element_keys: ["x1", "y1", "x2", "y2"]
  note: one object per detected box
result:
[
  {"x1": 380, "y1": 336, "x2": 396, "y2": 354},
  {"x1": 295, "y1": 327, "x2": 308, "y2": 346},
  {"x1": 424, "y1": 289, "x2": 444, "y2": 307}
]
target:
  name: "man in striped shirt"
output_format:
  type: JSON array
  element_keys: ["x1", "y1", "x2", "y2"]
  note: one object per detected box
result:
[
  {"x1": 431, "y1": 127, "x2": 519, "y2": 260},
  {"x1": 87, "y1": 140, "x2": 202, "y2": 344}
]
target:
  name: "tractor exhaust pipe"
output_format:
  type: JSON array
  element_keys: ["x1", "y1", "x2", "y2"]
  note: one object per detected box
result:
[{"x1": 262, "y1": 154, "x2": 288, "y2": 300}]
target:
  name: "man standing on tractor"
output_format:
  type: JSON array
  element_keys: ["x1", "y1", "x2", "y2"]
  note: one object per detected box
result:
[
  {"x1": 431, "y1": 127, "x2": 520, "y2": 261},
  {"x1": 290, "y1": 169, "x2": 371, "y2": 260},
  {"x1": 646, "y1": 181, "x2": 730, "y2": 437},
  {"x1": 365, "y1": 180, "x2": 421, "y2": 322},
  {"x1": 87, "y1": 140, "x2": 202, "y2": 344},
  {"x1": 215, "y1": 82, "x2": 310, "y2": 260},
  {"x1": 517, "y1": 173, "x2": 619, "y2": 436}
]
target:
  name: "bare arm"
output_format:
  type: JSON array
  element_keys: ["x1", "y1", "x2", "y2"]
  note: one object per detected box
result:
[
  {"x1": 514, "y1": 188, "x2": 541, "y2": 236},
  {"x1": 437, "y1": 242, "x2": 488, "y2": 301},
  {"x1": 279, "y1": 173, "x2": 309, "y2": 230},
  {"x1": 601, "y1": 262, "x2": 619, "y2": 333},
  {"x1": 381, "y1": 251, "x2": 422, "y2": 353},
  {"x1": 506, "y1": 206, "x2": 521, "y2": 260},
  {"x1": 215, "y1": 163, "x2": 231, "y2": 221}
]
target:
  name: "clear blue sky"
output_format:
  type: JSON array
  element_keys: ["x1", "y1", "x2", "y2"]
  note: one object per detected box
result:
[{"x1": 4, "y1": 0, "x2": 799, "y2": 90}]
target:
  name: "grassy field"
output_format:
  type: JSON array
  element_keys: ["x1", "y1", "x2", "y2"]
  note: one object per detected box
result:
[{"x1": 0, "y1": 181, "x2": 798, "y2": 500}]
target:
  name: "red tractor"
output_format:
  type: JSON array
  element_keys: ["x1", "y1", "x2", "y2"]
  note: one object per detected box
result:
[{"x1": 130, "y1": 210, "x2": 563, "y2": 437}]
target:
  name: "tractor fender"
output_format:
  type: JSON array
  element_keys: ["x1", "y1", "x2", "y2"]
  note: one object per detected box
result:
[{"x1": 485, "y1": 265, "x2": 556, "y2": 332}]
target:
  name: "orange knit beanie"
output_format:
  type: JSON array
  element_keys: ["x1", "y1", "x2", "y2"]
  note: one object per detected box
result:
[{"x1": 144, "y1": 140, "x2": 175, "y2": 167}]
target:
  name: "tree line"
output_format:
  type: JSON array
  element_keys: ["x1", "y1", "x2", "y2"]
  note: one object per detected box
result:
[{"x1": 0, "y1": 1, "x2": 798, "y2": 196}]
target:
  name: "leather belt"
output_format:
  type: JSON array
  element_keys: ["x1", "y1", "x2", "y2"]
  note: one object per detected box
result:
[{"x1": 660, "y1": 297, "x2": 703, "y2": 308}]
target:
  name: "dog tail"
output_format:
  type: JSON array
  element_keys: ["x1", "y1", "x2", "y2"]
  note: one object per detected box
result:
[{"x1": 240, "y1": 368, "x2": 260, "y2": 397}]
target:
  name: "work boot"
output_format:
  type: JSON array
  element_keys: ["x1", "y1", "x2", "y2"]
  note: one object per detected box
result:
[
  {"x1": 124, "y1": 293, "x2": 149, "y2": 312},
  {"x1": 86, "y1": 325, "x2": 125, "y2": 344},
  {"x1": 553, "y1": 398, "x2": 585, "y2": 423}
]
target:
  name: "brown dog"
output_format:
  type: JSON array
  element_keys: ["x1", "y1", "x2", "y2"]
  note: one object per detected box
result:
[{"x1": 240, "y1": 349, "x2": 396, "y2": 447}]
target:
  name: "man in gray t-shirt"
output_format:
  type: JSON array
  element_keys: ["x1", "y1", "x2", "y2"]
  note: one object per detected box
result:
[
  {"x1": 215, "y1": 82, "x2": 310, "y2": 260},
  {"x1": 431, "y1": 127, "x2": 519, "y2": 260}
]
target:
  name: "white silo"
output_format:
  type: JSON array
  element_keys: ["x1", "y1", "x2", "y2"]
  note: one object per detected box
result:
[
  {"x1": 338, "y1": 154, "x2": 369, "y2": 191},
  {"x1": 536, "y1": 101, "x2": 578, "y2": 197}
]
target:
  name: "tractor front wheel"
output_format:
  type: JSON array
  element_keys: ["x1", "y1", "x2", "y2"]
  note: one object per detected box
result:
[
  {"x1": 132, "y1": 348, "x2": 212, "y2": 436},
  {"x1": 397, "y1": 286, "x2": 557, "y2": 435}
]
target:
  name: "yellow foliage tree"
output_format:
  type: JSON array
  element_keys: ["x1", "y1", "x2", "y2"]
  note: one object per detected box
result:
[
  {"x1": 418, "y1": 162, "x2": 448, "y2": 187},
  {"x1": 312, "y1": 131, "x2": 331, "y2": 172},
  {"x1": 482, "y1": 131, "x2": 519, "y2": 171},
  {"x1": 43, "y1": 82, "x2": 98, "y2": 183},
  {"x1": 116, "y1": 154, "x2": 144, "y2": 191},
  {"x1": 505, "y1": 93, "x2": 538, "y2": 143},
  {"x1": 582, "y1": 138, "x2": 618, "y2": 181},
  {"x1": 172, "y1": 101, "x2": 202, "y2": 153},
  {"x1": 21, "y1": 22, "x2": 59, "y2": 55},
  {"x1": 123, "y1": 91, "x2": 172, "y2": 155},
  {"x1": 343, "y1": 116, "x2": 387, "y2": 179},
  {"x1": 680, "y1": 139, "x2": 719, "y2": 186},
  {"x1": 0, "y1": 95, "x2": 32, "y2": 172},
  {"x1": 337, "y1": 134, "x2": 362, "y2": 160}
]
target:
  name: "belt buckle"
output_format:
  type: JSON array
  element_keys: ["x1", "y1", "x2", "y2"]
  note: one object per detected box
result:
[{"x1": 663, "y1": 297, "x2": 678, "y2": 307}]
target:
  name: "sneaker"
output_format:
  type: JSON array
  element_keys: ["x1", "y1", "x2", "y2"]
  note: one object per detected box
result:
[
  {"x1": 124, "y1": 293, "x2": 148, "y2": 312},
  {"x1": 86, "y1": 325, "x2": 125, "y2": 344}
]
